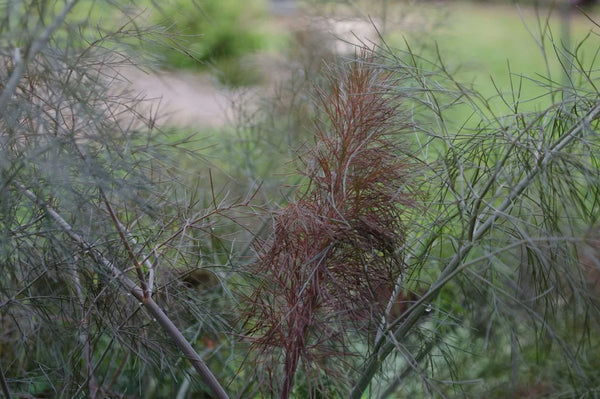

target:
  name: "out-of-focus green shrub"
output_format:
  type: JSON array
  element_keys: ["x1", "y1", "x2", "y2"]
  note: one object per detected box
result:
[{"x1": 152, "y1": 0, "x2": 269, "y2": 85}]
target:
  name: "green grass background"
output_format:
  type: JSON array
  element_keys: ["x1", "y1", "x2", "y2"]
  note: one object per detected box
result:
[{"x1": 396, "y1": 3, "x2": 600, "y2": 104}]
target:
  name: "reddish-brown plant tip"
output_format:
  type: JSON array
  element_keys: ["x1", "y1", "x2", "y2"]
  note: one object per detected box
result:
[{"x1": 241, "y1": 51, "x2": 417, "y2": 398}]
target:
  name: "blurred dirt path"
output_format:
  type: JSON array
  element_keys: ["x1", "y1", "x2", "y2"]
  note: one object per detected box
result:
[
  {"x1": 119, "y1": 16, "x2": 381, "y2": 130},
  {"x1": 122, "y1": 68, "x2": 233, "y2": 129}
]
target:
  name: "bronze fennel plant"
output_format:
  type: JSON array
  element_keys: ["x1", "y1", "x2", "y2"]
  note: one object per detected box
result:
[{"x1": 242, "y1": 53, "x2": 418, "y2": 398}]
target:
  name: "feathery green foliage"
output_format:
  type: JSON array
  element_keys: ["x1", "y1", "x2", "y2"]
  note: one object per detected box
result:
[{"x1": 3, "y1": 1, "x2": 600, "y2": 398}]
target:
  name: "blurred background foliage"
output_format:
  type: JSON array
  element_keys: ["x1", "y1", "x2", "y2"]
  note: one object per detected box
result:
[{"x1": 147, "y1": 0, "x2": 277, "y2": 86}]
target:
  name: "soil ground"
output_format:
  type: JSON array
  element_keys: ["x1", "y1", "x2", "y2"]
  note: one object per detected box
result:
[{"x1": 122, "y1": 68, "x2": 232, "y2": 128}]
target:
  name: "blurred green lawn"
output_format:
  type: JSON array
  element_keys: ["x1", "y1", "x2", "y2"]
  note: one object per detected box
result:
[{"x1": 390, "y1": 3, "x2": 600, "y2": 106}]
